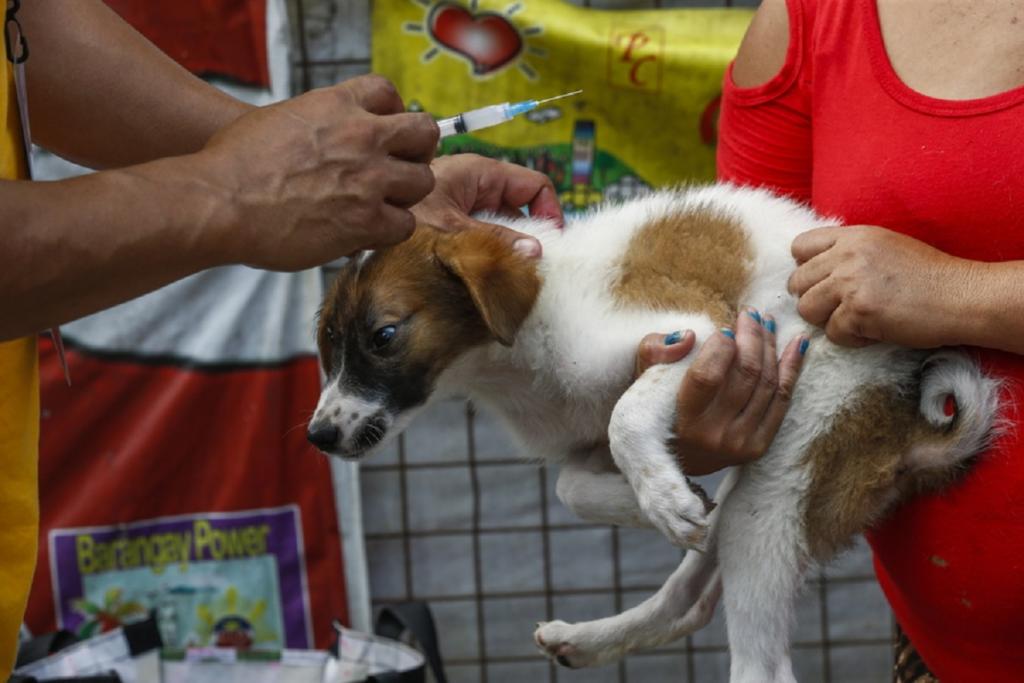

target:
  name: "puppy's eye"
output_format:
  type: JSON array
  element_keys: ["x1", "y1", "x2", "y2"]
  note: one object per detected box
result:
[
  {"x1": 325, "y1": 326, "x2": 337, "y2": 343},
  {"x1": 371, "y1": 325, "x2": 397, "y2": 350}
]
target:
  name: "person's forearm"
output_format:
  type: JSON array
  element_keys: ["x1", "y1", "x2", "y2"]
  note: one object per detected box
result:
[
  {"x1": 0, "y1": 74, "x2": 446, "y2": 340},
  {"x1": 20, "y1": 0, "x2": 252, "y2": 168},
  {"x1": 944, "y1": 260, "x2": 1024, "y2": 354},
  {"x1": 0, "y1": 155, "x2": 233, "y2": 340}
]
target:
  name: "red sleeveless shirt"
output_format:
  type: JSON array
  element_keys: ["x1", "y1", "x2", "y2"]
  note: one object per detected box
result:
[{"x1": 718, "y1": 1, "x2": 1024, "y2": 679}]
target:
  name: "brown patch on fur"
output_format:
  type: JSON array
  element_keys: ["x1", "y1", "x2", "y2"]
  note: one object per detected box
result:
[
  {"x1": 317, "y1": 226, "x2": 540, "y2": 388},
  {"x1": 802, "y1": 384, "x2": 967, "y2": 561},
  {"x1": 612, "y1": 209, "x2": 753, "y2": 325},
  {"x1": 434, "y1": 229, "x2": 542, "y2": 346},
  {"x1": 319, "y1": 229, "x2": 469, "y2": 375}
]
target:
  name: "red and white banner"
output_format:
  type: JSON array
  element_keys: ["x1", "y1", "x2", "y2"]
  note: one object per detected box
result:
[
  {"x1": 103, "y1": 0, "x2": 273, "y2": 88},
  {"x1": 25, "y1": 1, "x2": 351, "y2": 650},
  {"x1": 27, "y1": 268, "x2": 346, "y2": 650}
]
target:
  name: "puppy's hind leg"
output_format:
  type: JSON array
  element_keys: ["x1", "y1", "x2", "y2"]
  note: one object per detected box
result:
[
  {"x1": 609, "y1": 361, "x2": 712, "y2": 549},
  {"x1": 718, "y1": 468, "x2": 806, "y2": 683},
  {"x1": 535, "y1": 469, "x2": 740, "y2": 668},
  {"x1": 537, "y1": 558, "x2": 721, "y2": 669}
]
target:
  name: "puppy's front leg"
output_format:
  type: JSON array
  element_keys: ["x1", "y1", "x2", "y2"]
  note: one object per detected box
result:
[
  {"x1": 609, "y1": 362, "x2": 712, "y2": 549},
  {"x1": 555, "y1": 449, "x2": 652, "y2": 528}
]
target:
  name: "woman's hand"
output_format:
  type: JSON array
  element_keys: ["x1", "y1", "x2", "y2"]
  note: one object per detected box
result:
[
  {"x1": 411, "y1": 153, "x2": 563, "y2": 258},
  {"x1": 788, "y1": 225, "x2": 969, "y2": 348},
  {"x1": 635, "y1": 309, "x2": 807, "y2": 475}
]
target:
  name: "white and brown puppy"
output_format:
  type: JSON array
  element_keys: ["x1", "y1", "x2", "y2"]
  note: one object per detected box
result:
[{"x1": 308, "y1": 184, "x2": 1000, "y2": 683}]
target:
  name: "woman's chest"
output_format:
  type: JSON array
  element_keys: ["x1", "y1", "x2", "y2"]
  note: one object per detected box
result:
[{"x1": 810, "y1": 108, "x2": 1024, "y2": 262}]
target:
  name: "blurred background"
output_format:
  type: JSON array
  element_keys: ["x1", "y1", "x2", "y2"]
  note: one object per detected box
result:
[{"x1": 27, "y1": 1, "x2": 895, "y2": 682}]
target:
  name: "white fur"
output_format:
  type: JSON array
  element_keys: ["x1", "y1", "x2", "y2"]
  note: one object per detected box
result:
[
  {"x1": 455, "y1": 186, "x2": 998, "y2": 681},
  {"x1": 609, "y1": 361, "x2": 712, "y2": 548},
  {"x1": 537, "y1": 469, "x2": 738, "y2": 668},
  {"x1": 319, "y1": 185, "x2": 1001, "y2": 681}
]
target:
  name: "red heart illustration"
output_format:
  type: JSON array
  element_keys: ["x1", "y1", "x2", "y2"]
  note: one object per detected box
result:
[{"x1": 428, "y1": 3, "x2": 523, "y2": 75}]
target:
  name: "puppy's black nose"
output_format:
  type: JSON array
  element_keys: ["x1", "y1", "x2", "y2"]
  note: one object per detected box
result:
[{"x1": 307, "y1": 425, "x2": 340, "y2": 451}]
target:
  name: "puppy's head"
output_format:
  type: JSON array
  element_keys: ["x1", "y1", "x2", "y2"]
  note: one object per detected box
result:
[{"x1": 307, "y1": 225, "x2": 541, "y2": 459}]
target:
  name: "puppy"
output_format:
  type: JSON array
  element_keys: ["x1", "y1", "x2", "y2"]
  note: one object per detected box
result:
[{"x1": 308, "y1": 184, "x2": 1000, "y2": 683}]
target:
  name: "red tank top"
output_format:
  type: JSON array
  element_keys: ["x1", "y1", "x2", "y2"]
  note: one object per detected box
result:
[{"x1": 718, "y1": 1, "x2": 1024, "y2": 679}]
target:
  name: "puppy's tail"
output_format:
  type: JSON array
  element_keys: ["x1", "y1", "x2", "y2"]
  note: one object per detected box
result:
[{"x1": 917, "y1": 349, "x2": 1003, "y2": 466}]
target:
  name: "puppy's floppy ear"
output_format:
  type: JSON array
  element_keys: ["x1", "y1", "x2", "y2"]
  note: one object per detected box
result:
[{"x1": 434, "y1": 230, "x2": 541, "y2": 346}]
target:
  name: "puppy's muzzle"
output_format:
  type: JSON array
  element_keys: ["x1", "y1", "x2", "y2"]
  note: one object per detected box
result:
[{"x1": 354, "y1": 415, "x2": 387, "y2": 452}]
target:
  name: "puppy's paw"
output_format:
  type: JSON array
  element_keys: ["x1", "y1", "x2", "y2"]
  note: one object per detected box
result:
[
  {"x1": 534, "y1": 620, "x2": 619, "y2": 668},
  {"x1": 637, "y1": 479, "x2": 710, "y2": 549}
]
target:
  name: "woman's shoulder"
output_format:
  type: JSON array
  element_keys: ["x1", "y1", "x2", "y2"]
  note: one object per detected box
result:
[{"x1": 731, "y1": 0, "x2": 791, "y2": 89}]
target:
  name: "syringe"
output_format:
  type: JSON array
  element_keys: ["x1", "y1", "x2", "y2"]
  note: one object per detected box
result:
[{"x1": 437, "y1": 90, "x2": 582, "y2": 138}]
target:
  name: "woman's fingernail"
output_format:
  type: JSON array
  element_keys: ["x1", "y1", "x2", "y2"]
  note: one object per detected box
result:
[
  {"x1": 799, "y1": 338, "x2": 809, "y2": 355},
  {"x1": 513, "y1": 238, "x2": 541, "y2": 258},
  {"x1": 721, "y1": 327, "x2": 735, "y2": 339},
  {"x1": 746, "y1": 309, "x2": 762, "y2": 324},
  {"x1": 765, "y1": 318, "x2": 776, "y2": 334},
  {"x1": 664, "y1": 331, "x2": 683, "y2": 345}
]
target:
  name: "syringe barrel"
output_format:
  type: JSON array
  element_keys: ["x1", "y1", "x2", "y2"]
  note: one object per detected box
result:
[
  {"x1": 460, "y1": 103, "x2": 511, "y2": 133},
  {"x1": 437, "y1": 103, "x2": 514, "y2": 139}
]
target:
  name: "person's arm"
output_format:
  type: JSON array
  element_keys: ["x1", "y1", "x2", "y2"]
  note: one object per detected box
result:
[
  {"x1": 0, "y1": 76, "x2": 439, "y2": 341},
  {"x1": 20, "y1": 0, "x2": 251, "y2": 168},
  {"x1": 788, "y1": 225, "x2": 1024, "y2": 354}
]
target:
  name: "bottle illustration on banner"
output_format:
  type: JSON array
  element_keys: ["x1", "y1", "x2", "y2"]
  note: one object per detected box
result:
[{"x1": 561, "y1": 120, "x2": 601, "y2": 210}]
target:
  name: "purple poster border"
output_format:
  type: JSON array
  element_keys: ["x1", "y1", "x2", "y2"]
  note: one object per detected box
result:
[{"x1": 49, "y1": 504, "x2": 312, "y2": 649}]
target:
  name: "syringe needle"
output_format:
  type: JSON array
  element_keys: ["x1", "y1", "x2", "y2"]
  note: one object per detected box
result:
[{"x1": 534, "y1": 89, "x2": 583, "y2": 106}]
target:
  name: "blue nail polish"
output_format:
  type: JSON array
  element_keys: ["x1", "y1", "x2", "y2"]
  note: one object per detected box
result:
[
  {"x1": 664, "y1": 331, "x2": 682, "y2": 346},
  {"x1": 799, "y1": 338, "x2": 809, "y2": 355},
  {"x1": 766, "y1": 319, "x2": 776, "y2": 334},
  {"x1": 747, "y1": 310, "x2": 761, "y2": 324},
  {"x1": 721, "y1": 328, "x2": 735, "y2": 339}
]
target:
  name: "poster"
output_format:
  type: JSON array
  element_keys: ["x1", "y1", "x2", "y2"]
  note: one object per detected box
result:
[
  {"x1": 374, "y1": 0, "x2": 753, "y2": 212},
  {"x1": 50, "y1": 507, "x2": 311, "y2": 650},
  {"x1": 29, "y1": 265, "x2": 345, "y2": 650}
]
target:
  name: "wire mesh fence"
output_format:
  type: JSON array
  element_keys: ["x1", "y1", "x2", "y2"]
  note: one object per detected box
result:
[
  {"x1": 356, "y1": 399, "x2": 892, "y2": 682},
  {"x1": 292, "y1": 1, "x2": 895, "y2": 681}
]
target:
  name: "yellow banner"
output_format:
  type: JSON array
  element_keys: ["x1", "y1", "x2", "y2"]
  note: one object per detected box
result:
[{"x1": 373, "y1": 0, "x2": 752, "y2": 213}]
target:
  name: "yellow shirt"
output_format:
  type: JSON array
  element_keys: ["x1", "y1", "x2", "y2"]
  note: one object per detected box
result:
[{"x1": 0, "y1": 26, "x2": 39, "y2": 677}]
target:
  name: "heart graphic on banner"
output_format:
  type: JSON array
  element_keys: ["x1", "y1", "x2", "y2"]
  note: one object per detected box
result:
[{"x1": 428, "y1": 3, "x2": 523, "y2": 74}]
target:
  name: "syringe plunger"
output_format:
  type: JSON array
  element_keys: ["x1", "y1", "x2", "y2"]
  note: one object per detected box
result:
[{"x1": 437, "y1": 104, "x2": 512, "y2": 137}]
